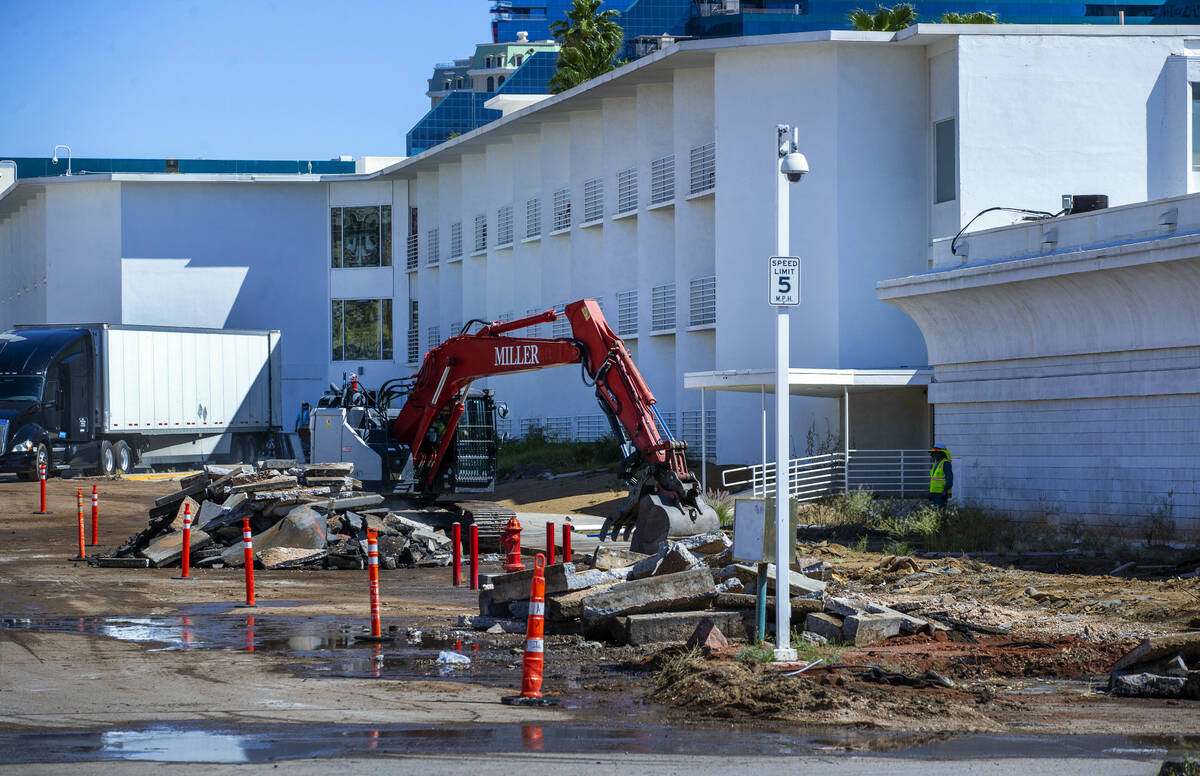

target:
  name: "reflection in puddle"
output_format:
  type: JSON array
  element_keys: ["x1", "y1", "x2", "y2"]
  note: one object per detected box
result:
[{"x1": 0, "y1": 722, "x2": 1196, "y2": 765}]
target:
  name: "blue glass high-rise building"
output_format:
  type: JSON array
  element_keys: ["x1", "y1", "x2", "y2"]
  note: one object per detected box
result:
[{"x1": 492, "y1": 0, "x2": 1200, "y2": 46}]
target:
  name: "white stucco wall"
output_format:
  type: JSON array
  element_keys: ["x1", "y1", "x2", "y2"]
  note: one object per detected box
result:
[{"x1": 881, "y1": 193, "x2": 1200, "y2": 533}]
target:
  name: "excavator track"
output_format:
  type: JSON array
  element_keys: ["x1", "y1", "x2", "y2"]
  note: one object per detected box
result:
[{"x1": 436, "y1": 499, "x2": 516, "y2": 551}]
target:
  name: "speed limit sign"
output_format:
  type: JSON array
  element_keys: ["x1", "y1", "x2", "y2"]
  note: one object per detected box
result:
[{"x1": 768, "y1": 256, "x2": 800, "y2": 306}]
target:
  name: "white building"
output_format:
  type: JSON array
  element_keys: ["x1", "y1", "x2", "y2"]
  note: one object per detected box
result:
[
  {"x1": 4, "y1": 26, "x2": 1200, "y2": 476},
  {"x1": 880, "y1": 193, "x2": 1200, "y2": 534}
]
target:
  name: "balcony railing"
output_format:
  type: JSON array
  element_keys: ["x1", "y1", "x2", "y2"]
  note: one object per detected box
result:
[
  {"x1": 406, "y1": 234, "x2": 418, "y2": 270},
  {"x1": 722, "y1": 449, "x2": 930, "y2": 502}
]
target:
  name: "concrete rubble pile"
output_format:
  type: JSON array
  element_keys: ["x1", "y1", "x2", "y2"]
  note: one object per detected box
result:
[
  {"x1": 97, "y1": 461, "x2": 455, "y2": 571},
  {"x1": 1109, "y1": 632, "x2": 1200, "y2": 700},
  {"x1": 461, "y1": 534, "x2": 944, "y2": 646}
]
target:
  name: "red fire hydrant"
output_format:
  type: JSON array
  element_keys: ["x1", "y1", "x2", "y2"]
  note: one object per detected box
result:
[{"x1": 501, "y1": 517, "x2": 525, "y2": 572}]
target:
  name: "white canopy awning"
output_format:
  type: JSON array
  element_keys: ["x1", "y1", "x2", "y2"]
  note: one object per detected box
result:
[{"x1": 683, "y1": 367, "x2": 931, "y2": 397}]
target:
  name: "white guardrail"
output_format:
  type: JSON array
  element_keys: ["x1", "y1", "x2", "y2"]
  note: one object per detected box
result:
[{"x1": 722, "y1": 449, "x2": 930, "y2": 501}]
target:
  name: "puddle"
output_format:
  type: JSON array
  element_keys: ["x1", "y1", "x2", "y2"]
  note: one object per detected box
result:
[{"x1": 0, "y1": 721, "x2": 1194, "y2": 764}]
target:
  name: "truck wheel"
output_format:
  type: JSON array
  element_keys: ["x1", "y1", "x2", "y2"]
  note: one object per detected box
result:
[
  {"x1": 114, "y1": 441, "x2": 133, "y2": 474},
  {"x1": 99, "y1": 441, "x2": 116, "y2": 476},
  {"x1": 17, "y1": 444, "x2": 49, "y2": 482}
]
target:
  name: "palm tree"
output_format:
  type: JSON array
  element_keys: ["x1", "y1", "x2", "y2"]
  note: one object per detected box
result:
[
  {"x1": 548, "y1": 0, "x2": 624, "y2": 94},
  {"x1": 939, "y1": 11, "x2": 999, "y2": 22},
  {"x1": 848, "y1": 3, "x2": 918, "y2": 30}
]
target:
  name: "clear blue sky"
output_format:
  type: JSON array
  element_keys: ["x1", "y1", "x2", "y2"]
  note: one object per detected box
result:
[{"x1": 0, "y1": 0, "x2": 489, "y2": 159}]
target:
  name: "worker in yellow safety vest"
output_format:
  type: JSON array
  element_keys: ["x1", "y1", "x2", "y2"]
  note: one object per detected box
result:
[{"x1": 929, "y1": 445, "x2": 953, "y2": 507}]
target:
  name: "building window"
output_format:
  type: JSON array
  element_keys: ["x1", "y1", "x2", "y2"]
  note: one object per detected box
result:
[
  {"x1": 544, "y1": 416, "x2": 573, "y2": 440},
  {"x1": 407, "y1": 300, "x2": 419, "y2": 363},
  {"x1": 526, "y1": 197, "x2": 542, "y2": 237},
  {"x1": 515, "y1": 53, "x2": 523, "y2": 66},
  {"x1": 583, "y1": 177, "x2": 604, "y2": 222},
  {"x1": 650, "y1": 154, "x2": 675, "y2": 205},
  {"x1": 487, "y1": 76, "x2": 495, "y2": 91},
  {"x1": 616, "y1": 290, "x2": 638, "y2": 337},
  {"x1": 576, "y1": 415, "x2": 606, "y2": 441},
  {"x1": 526, "y1": 307, "x2": 547, "y2": 337},
  {"x1": 650, "y1": 283, "x2": 676, "y2": 333},
  {"x1": 331, "y1": 298, "x2": 393, "y2": 361},
  {"x1": 331, "y1": 205, "x2": 392, "y2": 268},
  {"x1": 653, "y1": 410, "x2": 676, "y2": 440},
  {"x1": 498, "y1": 76, "x2": 506, "y2": 86},
  {"x1": 444, "y1": 79, "x2": 451, "y2": 90},
  {"x1": 450, "y1": 320, "x2": 462, "y2": 337},
  {"x1": 935, "y1": 118, "x2": 956, "y2": 204},
  {"x1": 450, "y1": 221, "x2": 463, "y2": 259},
  {"x1": 616, "y1": 167, "x2": 638, "y2": 214},
  {"x1": 1192, "y1": 84, "x2": 1200, "y2": 166},
  {"x1": 486, "y1": 55, "x2": 493, "y2": 68},
  {"x1": 552, "y1": 188, "x2": 571, "y2": 231},
  {"x1": 427, "y1": 227, "x2": 440, "y2": 265},
  {"x1": 689, "y1": 142, "x2": 716, "y2": 195},
  {"x1": 681, "y1": 409, "x2": 717, "y2": 461},
  {"x1": 551, "y1": 302, "x2": 570, "y2": 338},
  {"x1": 497, "y1": 204, "x2": 514, "y2": 246},
  {"x1": 689, "y1": 276, "x2": 716, "y2": 327},
  {"x1": 427, "y1": 325, "x2": 441, "y2": 352},
  {"x1": 456, "y1": 76, "x2": 464, "y2": 89},
  {"x1": 474, "y1": 213, "x2": 488, "y2": 252}
]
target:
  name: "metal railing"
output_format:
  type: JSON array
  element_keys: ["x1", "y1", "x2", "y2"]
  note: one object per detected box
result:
[
  {"x1": 406, "y1": 233, "x2": 418, "y2": 270},
  {"x1": 722, "y1": 449, "x2": 929, "y2": 502}
]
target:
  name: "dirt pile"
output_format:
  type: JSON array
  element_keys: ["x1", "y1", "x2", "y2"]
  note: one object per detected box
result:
[{"x1": 651, "y1": 657, "x2": 1002, "y2": 732}]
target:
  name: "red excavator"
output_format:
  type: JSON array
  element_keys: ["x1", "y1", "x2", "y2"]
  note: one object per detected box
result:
[{"x1": 314, "y1": 299, "x2": 718, "y2": 554}]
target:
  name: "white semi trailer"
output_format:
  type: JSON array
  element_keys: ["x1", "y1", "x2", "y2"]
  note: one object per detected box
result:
[{"x1": 0, "y1": 324, "x2": 295, "y2": 478}]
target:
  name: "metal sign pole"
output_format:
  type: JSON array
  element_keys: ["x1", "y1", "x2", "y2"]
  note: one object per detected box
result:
[{"x1": 771, "y1": 124, "x2": 799, "y2": 662}]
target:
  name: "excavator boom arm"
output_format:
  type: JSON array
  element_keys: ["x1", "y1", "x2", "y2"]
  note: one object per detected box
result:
[{"x1": 390, "y1": 299, "x2": 693, "y2": 490}]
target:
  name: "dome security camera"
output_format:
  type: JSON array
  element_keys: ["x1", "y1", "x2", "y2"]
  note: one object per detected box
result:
[{"x1": 781, "y1": 151, "x2": 808, "y2": 183}]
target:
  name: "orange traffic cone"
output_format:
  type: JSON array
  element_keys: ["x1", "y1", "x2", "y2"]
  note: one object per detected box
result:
[{"x1": 502, "y1": 553, "x2": 559, "y2": 707}]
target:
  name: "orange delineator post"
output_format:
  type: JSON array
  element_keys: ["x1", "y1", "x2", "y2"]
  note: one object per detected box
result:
[
  {"x1": 89, "y1": 485, "x2": 99, "y2": 546},
  {"x1": 177, "y1": 502, "x2": 192, "y2": 579},
  {"x1": 73, "y1": 488, "x2": 86, "y2": 561},
  {"x1": 501, "y1": 553, "x2": 559, "y2": 707},
  {"x1": 451, "y1": 522, "x2": 462, "y2": 587},
  {"x1": 469, "y1": 523, "x2": 480, "y2": 590},
  {"x1": 36, "y1": 461, "x2": 49, "y2": 515},
  {"x1": 562, "y1": 524, "x2": 572, "y2": 563},
  {"x1": 239, "y1": 517, "x2": 256, "y2": 606},
  {"x1": 367, "y1": 528, "x2": 382, "y2": 638},
  {"x1": 546, "y1": 521, "x2": 556, "y2": 566}
]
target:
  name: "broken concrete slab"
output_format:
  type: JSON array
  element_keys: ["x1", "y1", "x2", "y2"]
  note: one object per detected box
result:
[
  {"x1": 621, "y1": 609, "x2": 746, "y2": 645},
  {"x1": 457, "y1": 615, "x2": 525, "y2": 633},
  {"x1": 593, "y1": 546, "x2": 651, "y2": 571},
  {"x1": 824, "y1": 595, "x2": 930, "y2": 634},
  {"x1": 253, "y1": 505, "x2": 328, "y2": 553},
  {"x1": 685, "y1": 618, "x2": 730, "y2": 652},
  {"x1": 714, "y1": 593, "x2": 822, "y2": 617},
  {"x1": 805, "y1": 612, "x2": 845, "y2": 643},
  {"x1": 582, "y1": 568, "x2": 716, "y2": 622},
  {"x1": 93, "y1": 557, "x2": 151, "y2": 568},
  {"x1": 716, "y1": 562, "x2": 826, "y2": 598},
  {"x1": 304, "y1": 462, "x2": 355, "y2": 476},
  {"x1": 1110, "y1": 672, "x2": 1187, "y2": 698},
  {"x1": 194, "y1": 499, "x2": 225, "y2": 531},
  {"x1": 141, "y1": 528, "x2": 213, "y2": 567},
  {"x1": 167, "y1": 496, "x2": 202, "y2": 532},
  {"x1": 547, "y1": 581, "x2": 621, "y2": 621},
  {"x1": 675, "y1": 532, "x2": 732, "y2": 555},
  {"x1": 329, "y1": 494, "x2": 385, "y2": 511},
  {"x1": 230, "y1": 475, "x2": 298, "y2": 494},
  {"x1": 656, "y1": 543, "x2": 703, "y2": 576},
  {"x1": 1112, "y1": 632, "x2": 1200, "y2": 673},
  {"x1": 843, "y1": 612, "x2": 902, "y2": 646},
  {"x1": 489, "y1": 562, "x2": 632, "y2": 605},
  {"x1": 251, "y1": 486, "x2": 333, "y2": 502},
  {"x1": 256, "y1": 547, "x2": 327, "y2": 569}
]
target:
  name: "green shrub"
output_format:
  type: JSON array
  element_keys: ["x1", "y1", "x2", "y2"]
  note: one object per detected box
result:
[
  {"x1": 496, "y1": 430, "x2": 623, "y2": 479},
  {"x1": 705, "y1": 488, "x2": 735, "y2": 528},
  {"x1": 734, "y1": 644, "x2": 774, "y2": 664}
]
